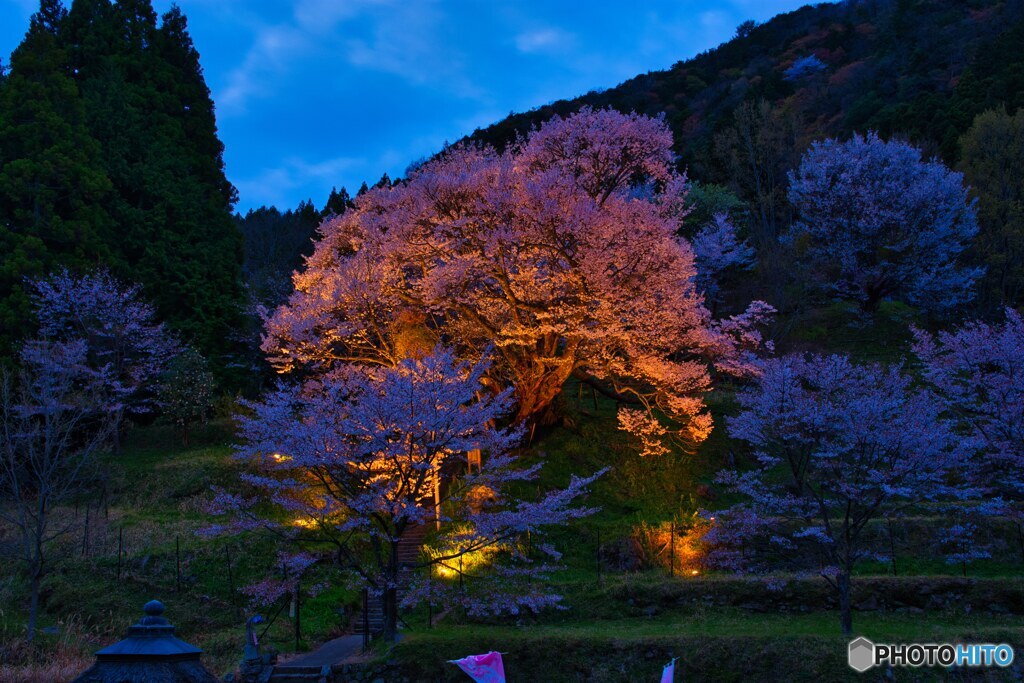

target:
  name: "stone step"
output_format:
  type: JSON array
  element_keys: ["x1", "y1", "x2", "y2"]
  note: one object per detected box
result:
[
  {"x1": 268, "y1": 663, "x2": 334, "y2": 683},
  {"x1": 353, "y1": 519, "x2": 432, "y2": 636}
]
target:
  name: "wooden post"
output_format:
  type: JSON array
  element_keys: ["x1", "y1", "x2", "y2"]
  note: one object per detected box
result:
[
  {"x1": 294, "y1": 580, "x2": 301, "y2": 651},
  {"x1": 81, "y1": 504, "x2": 90, "y2": 558},
  {"x1": 669, "y1": 522, "x2": 675, "y2": 577},
  {"x1": 116, "y1": 527, "x2": 123, "y2": 580},
  {"x1": 886, "y1": 518, "x2": 898, "y2": 577},
  {"x1": 591, "y1": 386, "x2": 598, "y2": 410},
  {"x1": 364, "y1": 588, "x2": 371, "y2": 647},
  {"x1": 527, "y1": 531, "x2": 533, "y2": 585},
  {"x1": 225, "y1": 545, "x2": 237, "y2": 606},
  {"x1": 433, "y1": 465, "x2": 442, "y2": 531}
]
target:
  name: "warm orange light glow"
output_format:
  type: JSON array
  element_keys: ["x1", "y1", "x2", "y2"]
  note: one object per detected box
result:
[
  {"x1": 632, "y1": 514, "x2": 715, "y2": 576},
  {"x1": 428, "y1": 525, "x2": 505, "y2": 579},
  {"x1": 466, "y1": 484, "x2": 497, "y2": 514},
  {"x1": 271, "y1": 452, "x2": 291, "y2": 462}
]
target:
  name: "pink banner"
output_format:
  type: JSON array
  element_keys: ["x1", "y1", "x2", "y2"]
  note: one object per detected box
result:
[
  {"x1": 661, "y1": 657, "x2": 677, "y2": 683},
  {"x1": 451, "y1": 651, "x2": 506, "y2": 683}
]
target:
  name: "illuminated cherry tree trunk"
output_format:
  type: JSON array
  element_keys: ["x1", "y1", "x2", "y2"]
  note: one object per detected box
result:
[
  {"x1": 263, "y1": 108, "x2": 772, "y2": 456},
  {"x1": 206, "y1": 348, "x2": 603, "y2": 641}
]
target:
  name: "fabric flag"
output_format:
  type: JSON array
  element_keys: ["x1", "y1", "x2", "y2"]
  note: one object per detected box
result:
[
  {"x1": 661, "y1": 657, "x2": 677, "y2": 683},
  {"x1": 450, "y1": 651, "x2": 506, "y2": 683}
]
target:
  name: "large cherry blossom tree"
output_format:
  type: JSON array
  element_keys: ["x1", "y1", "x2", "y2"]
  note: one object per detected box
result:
[
  {"x1": 786, "y1": 132, "x2": 981, "y2": 312},
  {"x1": 207, "y1": 348, "x2": 603, "y2": 641},
  {"x1": 716, "y1": 354, "x2": 970, "y2": 634},
  {"x1": 263, "y1": 108, "x2": 772, "y2": 456}
]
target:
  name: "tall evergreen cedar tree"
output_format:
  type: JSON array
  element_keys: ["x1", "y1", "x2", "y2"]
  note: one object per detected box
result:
[
  {"x1": 0, "y1": 0, "x2": 243, "y2": 375},
  {"x1": 0, "y1": 0, "x2": 113, "y2": 354}
]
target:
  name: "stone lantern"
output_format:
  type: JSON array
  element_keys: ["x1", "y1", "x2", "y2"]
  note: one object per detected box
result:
[{"x1": 71, "y1": 599, "x2": 219, "y2": 683}]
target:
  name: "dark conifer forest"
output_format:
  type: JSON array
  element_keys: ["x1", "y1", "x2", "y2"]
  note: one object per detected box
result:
[{"x1": 0, "y1": 0, "x2": 242, "y2": 373}]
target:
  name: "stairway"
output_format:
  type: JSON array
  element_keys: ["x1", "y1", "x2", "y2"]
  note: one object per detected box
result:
[
  {"x1": 353, "y1": 519, "x2": 433, "y2": 636},
  {"x1": 395, "y1": 520, "x2": 431, "y2": 566},
  {"x1": 267, "y1": 634, "x2": 363, "y2": 682}
]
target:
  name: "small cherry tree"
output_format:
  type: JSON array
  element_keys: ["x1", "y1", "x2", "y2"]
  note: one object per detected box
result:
[
  {"x1": 691, "y1": 212, "x2": 755, "y2": 310},
  {"x1": 264, "y1": 107, "x2": 773, "y2": 456},
  {"x1": 786, "y1": 132, "x2": 981, "y2": 312},
  {"x1": 717, "y1": 354, "x2": 969, "y2": 634},
  {"x1": 207, "y1": 348, "x2": 603, "y2": 641},
  {"x1": 914, "y1": 309, "x2": 1024, "y2": 557},
  {"x1": 0, "y1": 340, "x2": 113, "y2": 641},
  {"x1": 157, "y1": 346, "x2": 215, "y2": 447},
  {"x1": 30, "y1": 268, "x2": 178, "y2": 445}
]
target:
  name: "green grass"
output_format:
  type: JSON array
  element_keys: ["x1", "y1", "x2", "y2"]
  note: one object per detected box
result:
[
  {"x1": 782, "y1": 299, "x2": 923, "y2": 364},
  {"x1": 4, "y1": 344, "x2": 1024, "y2": 681},
  {"x1": 389, "y1": 612, "x2": 1024, "y2": 682},
  {"x1": 0, "y1": 419, "x2": 358, "y2": 677},
  {"x1": 418, "y1": 609, "x2": 1024, "y2": 639}
]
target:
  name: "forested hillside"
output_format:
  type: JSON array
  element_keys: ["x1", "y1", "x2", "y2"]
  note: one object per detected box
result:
[
  {"x1": 471, "y1": 0, "x2": 1023, "y2": 168},
  {"x1": 8, "y1": 0, "x2": 1022, "y2": 383},
  {"x1": 464, "y1": 0, "x2": 1024, "y2": 315}
]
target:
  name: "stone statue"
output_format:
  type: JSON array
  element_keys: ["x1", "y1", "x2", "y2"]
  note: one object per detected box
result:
[{"x1": 225, "y1": 615, "x2": 277, "y2": 683}]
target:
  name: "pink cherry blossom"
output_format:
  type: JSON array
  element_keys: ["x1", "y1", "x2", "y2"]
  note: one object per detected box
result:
[
  {"x1": 207, "y1": 347, "x2": 604, "y2": 641},
  {"x1": 716, "y1": 353, "x2": 972, "y2": 634},
  {"x1": 263, "y1": 108, "x2": 773, "y2": 456}
]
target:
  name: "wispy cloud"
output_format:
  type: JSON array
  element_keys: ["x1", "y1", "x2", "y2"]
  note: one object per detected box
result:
[
  {"x1": 217, "y1": 0, "x2": 481, "y2": 115},
  {"x1": 234, "y1": 155, "x2": 363, "y2": 207},
  {"x1": 217, "y1": 0, "x2": 376, "y2": 114},
  {"x1": 292, "y1": 0, "x2": 383, "y2": 30},
  {"x1": 219, "y1": 23, "x2": 308, "y2": 113},
  {"x1": 343, "y1": 3, "x2": 483, "y2": 99},
  {"x1": 144, "y1": 0, "x2": 812, "y2": 210},
  {"x1": 514, "y1": 27, "x2": 574, "y2": 54}
]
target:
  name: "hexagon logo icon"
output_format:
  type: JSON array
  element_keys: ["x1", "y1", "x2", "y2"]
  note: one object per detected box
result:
[{"x1": 848, "y1": 637, "x2": 875, "y2": 672}]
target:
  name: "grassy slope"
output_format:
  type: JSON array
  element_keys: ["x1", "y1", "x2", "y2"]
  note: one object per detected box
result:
[
  {"x1": 3, "y1": 307, "x2": 1023, "y2": 680},
  {"x1": 0, "y1": 421, "x2": 357, "y2": 678}
]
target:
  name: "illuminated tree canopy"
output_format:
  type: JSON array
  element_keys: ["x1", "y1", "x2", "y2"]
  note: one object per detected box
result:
[{"x1": 264, "y1": 108, "x2": 773, "y2": 455}]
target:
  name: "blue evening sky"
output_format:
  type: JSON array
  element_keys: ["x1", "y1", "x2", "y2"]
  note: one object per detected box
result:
[{"x1": 1, "y1": 0, "x2": 808, "y2": 212}]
